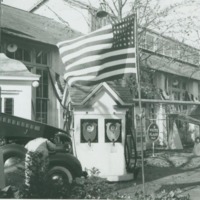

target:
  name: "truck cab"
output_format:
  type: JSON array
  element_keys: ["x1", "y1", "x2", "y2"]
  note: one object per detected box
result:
[{"x1": 0, "y1": 113, "x2": 83, "y2": 189}]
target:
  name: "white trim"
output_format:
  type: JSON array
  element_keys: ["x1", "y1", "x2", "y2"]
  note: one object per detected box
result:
[
  {"x1": 0, "y1": 76, "x2": 39, "y2": 81},
  {"x1": 1, "y1": 90, "x2": 21, "y2": 95}
]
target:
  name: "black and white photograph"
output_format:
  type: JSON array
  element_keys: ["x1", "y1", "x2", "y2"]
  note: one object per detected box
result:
[{"x1": 0, "y1": 0, "x2": 200, "y2": 199}]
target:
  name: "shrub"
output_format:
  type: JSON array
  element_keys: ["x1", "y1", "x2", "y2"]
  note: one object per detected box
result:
[
  {"x1": 17, "y1": 151, "x2": 49, "y2": 198},
  {"x1": 0, "y1": 186, "x2": 15, "y2": 198},
  {"x1": 16, "y1": 151, "x2": 70, "y2": 199},
  {"x1": 70, "y1": 167, "x2": 131, "y2": 199}
]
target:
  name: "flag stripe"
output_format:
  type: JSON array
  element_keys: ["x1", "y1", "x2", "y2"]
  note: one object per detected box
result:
[
  {"x1": 60, "y1": 26, "x2": 113, "y2": 62},
  {"x1": 62, "y1": 43, "x2": 113, "y2": 64},
  {"x1": 64, "y1": 58, "x2": 136, "y2": 80},
  {"x1": 59, "y1": 33, "x2": 113, "y2": 54},
  {"x1": 57, "y1": 14, "x2": 136, "y2": 86},
  {"x1": 65, "y1": 48, "x2": 135, "y2": 70},
  {"x1": 57, "y1": 24, "x2": 112, "y2": 48},
  {"x1": 68, "y1": 68, "x2": 137, "y2": 86},
  {"x1": 60, "y1": 37, "x2": 113, "y2": 60},
  {"x1": 65, "y1": 52, "x2": 136, "y2": 73},
  {"x1": 99, "y1": 64, "x2": 136, "y2": 75},
  {"x1": 65, "y1": 64, "x2": 136, "y2": 84}
]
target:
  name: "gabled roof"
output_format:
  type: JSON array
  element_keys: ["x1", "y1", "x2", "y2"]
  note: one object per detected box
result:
[
  {"x1": 142, "y1": 53, "x2": 200, "y2": 80},
  {"x1": 0, "y1": 53, "x2": 39, "y2": 80},
  {"x1": 1, "y1": 5, "x2": 82, "y2": 45},
  {"x1": 69, "y1": 79, "x2": 133, "y2": 106}
]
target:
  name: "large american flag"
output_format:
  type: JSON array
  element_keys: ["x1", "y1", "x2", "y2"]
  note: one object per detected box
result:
[{"x1": 57, "y1": 14, "x2": 136, "y2": 86}]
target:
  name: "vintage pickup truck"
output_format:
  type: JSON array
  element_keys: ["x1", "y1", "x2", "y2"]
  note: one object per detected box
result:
[{"x1": 0, "y1": 112, "x2": 83, "y2": 188}]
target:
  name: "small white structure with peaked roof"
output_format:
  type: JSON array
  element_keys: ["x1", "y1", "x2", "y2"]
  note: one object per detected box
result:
[
  {"x1": 0, "y1": 53, "x2": 40, "y2": 119},
  {"x1": 70, "y1": 81, "x2": 133, "y2": 181}
]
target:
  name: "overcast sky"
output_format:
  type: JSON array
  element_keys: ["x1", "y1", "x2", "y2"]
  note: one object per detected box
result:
[
  {"x1": 2, "y1": 0, "x2": 200, "y2": 48},
  {"x1": 2, "y1": 0, "x2": 186, "y2": 11},
  {"x1": 2, "y1": 0, "x2": 181, "y2": 8}
]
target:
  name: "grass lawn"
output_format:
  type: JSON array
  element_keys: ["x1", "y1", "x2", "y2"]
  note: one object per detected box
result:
[{"x1": 113, "y1": 147, "x2": 200, "y2": 199}]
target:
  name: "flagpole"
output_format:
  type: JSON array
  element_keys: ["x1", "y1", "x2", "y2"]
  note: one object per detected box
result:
[
  {"x1": 0, "y1": 0, "x2": 2, "y2": 53},
  {"x1": 134, "y1": 4, "x2": 146, "y2": 197}
]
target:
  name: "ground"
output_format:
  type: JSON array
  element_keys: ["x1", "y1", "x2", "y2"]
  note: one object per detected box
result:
[
  {"x1": 4, "y1": 147, "x2": 200, "y2": 199},
  {"x1": 114, "y1": 147, "x2": 200, "y2": 199}
]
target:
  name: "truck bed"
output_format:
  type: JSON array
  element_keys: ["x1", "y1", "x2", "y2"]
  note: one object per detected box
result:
[{"x1": 0, "y1": 113, "x2": 70, "y2": 142}]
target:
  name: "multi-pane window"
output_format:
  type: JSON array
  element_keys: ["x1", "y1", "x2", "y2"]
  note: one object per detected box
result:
[
  {"x1": 138, "y1": 28, "x2": 200, "y2": 67},
  {"x1": 171, "y1": 43, "x2": 180, "y2": 60},
  {"x1": 171, "y1": 80, "x2": 183, "y2": 100},
  {"x1": 141, "y1": 33, "x2": 200, "y2": 66},
  {"x1": 4, "y1": 98, "x2": 14, "y2": 115},
  {"x1": 179, "y1": 47, "x2": 187, "y2": 63},
  {"x1": 198, "y1": 82, "x2": 200, "y2": 101},
  {"x1": 139, "y1": 31, "x2": 146, "y2": 49},
  {"x1": 36, "y1": 50, "x2": 48, "y2": 65},
  {"x1": 145, "y1": 34, "x2": 154, "y2": 51},
  {"x1": 35, "y1": 69, "x2": 48, "y2": 123},
  {"x1": 156, "y1": 38, "x2": 164, "y2": 54},
  {"x1": 6, "y1": 47, "x2": 31, "y2": 62},
  {"x1": 185, "y1": 48, "x2": 193, "y2": 64},
  {"x1": 169, "y1": 77, "x2": 188, "y2": 111},
  {"x1": 4, "y1": 43, "x2": 50, "y2": 123},
  {"x1": 191, "y1": 50, "x2": 199, "y2": 65},
  {"x1": 163, "y1": 40, "x2": 172, "y2": 57},
  {"x1": 164, "y1": 76, "x2": 168, "y2": 92}
]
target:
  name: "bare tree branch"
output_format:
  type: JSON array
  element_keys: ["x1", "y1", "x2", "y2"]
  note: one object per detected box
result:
[
  {"x1": 45, "y1": 5, "x2": 70, "y2": 27},
  {"x1": 102, "y1": 0, "x2": 118, "y2": 18},
  {"x1": 63, "y1": 0, "x2": 91, "y2": 28},
  {"x1": 110, "y1": 0, "x2": 118, "y2": 14},
  {"x1": 122, "y1": 0, "x2": 128, "y2": 8}
]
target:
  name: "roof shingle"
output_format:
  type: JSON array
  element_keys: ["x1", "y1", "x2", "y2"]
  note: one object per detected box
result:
[
  {"x1": 2, "y1": 5, "x2": 82, "y2": 45},
  {"x1": 69, "y1": 79, "x2": 133, "y2": 105}
]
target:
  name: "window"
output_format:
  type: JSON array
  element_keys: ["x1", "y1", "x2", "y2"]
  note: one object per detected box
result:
[
  {"x1": 198, "y1": 82, "x2": 200, "y2": 101},
  {"x1": 139, "y1": 31, "x2": 146, "y2": 49},
  {"x1": 6, "y1": 47, "x2": 31, "y2": 62},
  {"x1": 35, "y1": 69, "x2": 48, "y2": 123},
  {"x1": 170, "y1": 77, "x2": 188, "y2": 111},
  {"x1": 145, "y1": 34, "x2": 154, "y2": 51},
  {"x1": 192, "y1": 50, "x2": 199, "y2": 65},
  {"x1": 163, "y1": 40, "x2": 172, "y2": 57},
  {"x1": 171, "y1": 43, "x2": 180, "y2": 60},
  {"x1": 5, "y1": 44, "x2": 51, "y2": 123},
  {"x1": 171, "y1": 79, "x2": 187, "y2": 100},
  {"x1": 179, "y1": 46, "x2": 188, "y2": 63},
  {"x1": 170, "y1": 44, "x2": 200, "y2": 65},
  {"x1": 186, "y1": 48, "x2": 194, "y2": 64},
  {"x1": 164, "y1": 76, "x2": 168, "y2": 92},
  {"x1": 4, "y1": 98, "x2": 14, "y2": 115},
  {"x1": 156, "y1": 38, "x2": 164, "y2": 54},
  {"x1": 36, "y1": 50, "x2": 48, "y2": 65}
]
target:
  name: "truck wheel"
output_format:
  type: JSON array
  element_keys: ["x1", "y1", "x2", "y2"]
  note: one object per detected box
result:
[
  {"x1": 0, "y1": 144, "x2": 26, "y2": 187},
  {"x1": 0, "y1": 144, "x2": 26, "y2": 169},
  {"x1": 47, "y1": 166, "x2": 73, "y2": 196},
  {"x1": 47, "y1": 166, "x2": 73, "y2": 197},
  {"x1": 48, "y1": 166, "x2": 73, "y2": 184}
]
